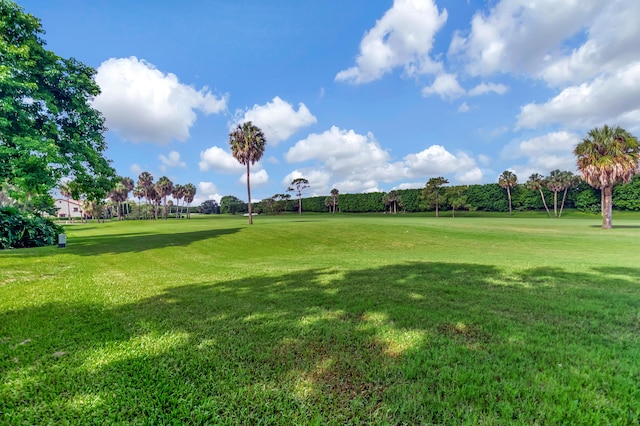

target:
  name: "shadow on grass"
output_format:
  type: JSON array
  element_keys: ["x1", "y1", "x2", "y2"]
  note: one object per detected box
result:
[
  {"x1": 1, "y1": 262, "x2": 639, "y2": 424},
  {"x1": 3, "y1": 228, "x2": 242, "y2": 257}
]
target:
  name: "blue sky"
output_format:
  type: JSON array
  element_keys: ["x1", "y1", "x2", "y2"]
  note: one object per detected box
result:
[{"x1": 19, "y1": 0, "x2": 640, "y2": 205}]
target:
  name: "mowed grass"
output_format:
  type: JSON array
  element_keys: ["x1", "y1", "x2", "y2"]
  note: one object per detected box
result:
[{"x1": 1, "y1": 213, "x2": 639, "y2": 424}]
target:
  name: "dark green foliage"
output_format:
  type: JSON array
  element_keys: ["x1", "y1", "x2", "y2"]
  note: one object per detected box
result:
[
  {"x1": 220, "y1": 196, "x2": 247, "y2": 215},
  {"x1": 198, "y1": 200, "x2": 219, "y2": 215},
  {"x1": 0, "y1": 206, "x2": 63, "y2": 249},
  {"x1": 397, "y1": 189, "x2": 421, "y2": 212},
  {"x1": 301, "y1": 196, "x2": 330, "y2": 212},
  {"x1": 575, "y1": 184, "x2": 600, "y2": 213},
  {"x1": 339, "y1": 192, "x2": 386, "y2": 213},
  {"x1": 613, "y1": 174, "x2": 640, "y2": 210},
  {"x1": 0, "y1": 0, "x2": 115, "y2": 197},
  {"x1": 466, "y1": 184, "x2": 509, "y2": 212}
]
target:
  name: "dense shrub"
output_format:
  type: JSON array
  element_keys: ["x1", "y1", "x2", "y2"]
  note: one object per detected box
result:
[{"x1": 0, "y1": 207, "x2": 63, "y2": 249}]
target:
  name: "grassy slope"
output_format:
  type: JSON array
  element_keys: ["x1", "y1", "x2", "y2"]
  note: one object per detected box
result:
[{"x1": 1, "y1": 213, "x2": 639, "y2": 424}]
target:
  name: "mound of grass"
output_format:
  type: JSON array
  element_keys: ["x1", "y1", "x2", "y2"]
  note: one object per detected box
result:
[{"x1": 1, "y1": 214, "x2": 639, "y2": 424}]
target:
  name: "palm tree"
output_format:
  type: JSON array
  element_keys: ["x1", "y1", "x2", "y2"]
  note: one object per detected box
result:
[
  {"x1": 137, "y1": 172, "x2": 154, "y2": 220},
  {"x1": 545, "y1": 169, "x2": 565, "y2": 218},
  {"x1": 558, "y1": 172, "x2": 580, "y2": 218},
  {"x1": 288, "y1": 177, "x2": 310, "y2": 215},
  {"x1": 172, "y1": 184, "x2": 184, "y2": 219},
  {"x1": 155, "y1": 176, "x2": 174, "y2": 220},
  {"x1": 133, "y1": 185, "x2": 144, "y2": 219},
  {"x1": 422, "y1": 177, "x2": 449, "y2": 217},
  {"x1": 525, "y1": 173, "x2": 551, "y2": 218},
  {"x1": 182, "y1": 183, "x2": 196, "y2": 219},
  {"x1": 574, "y1": 125, "x2": 639, "y2": 228},
  {"x1": 383, "y1": 190, "x2": 401, "y2": 214},
  {"x1": 330, "y1": 188, "x2": 339, "y2": 214},
  {"x1": 498, "y1": 170, "x2": 517, "y2": 216},
  {"x1": 229, "y1": 121, "x2": 267, "y2": 224}
]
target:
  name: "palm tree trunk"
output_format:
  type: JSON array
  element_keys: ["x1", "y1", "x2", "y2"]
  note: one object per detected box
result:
[
  {"x1": 435, "y1": 194, "x2": 439, "y2": 218},
  {"x1": 553, "y1": 191, "x2": 558, "y2": 218},
  {"x1": 246, "y1": 163, "x2": 253, "y2": 224},
  {"x1": 507, "y1": 187, "x2": 512, "y2": 216},
  {"x1": 559, "y1": 188, "x2": 569, "y2": 218},
  {"x1": 538, "y1": 189, "x2": 551, "y2": 218},
  {"x1": 602, "y1": 186, "x2": 613, "y2": 229}
]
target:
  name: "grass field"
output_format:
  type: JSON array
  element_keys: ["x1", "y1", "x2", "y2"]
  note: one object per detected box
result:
[{"x1": 1, "y1": 213, "x2": 639, "y2": 424}]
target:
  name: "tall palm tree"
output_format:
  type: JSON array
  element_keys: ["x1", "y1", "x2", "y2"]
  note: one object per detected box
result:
[
  {"x1": 172, "y1": 184, "x2": 185, "y2": 219},
  {"x1": 229, "y1": 121, "x2": 267, "y2": 224},
  {"x1": 525, "y1": 173, "x2": 551, "y2": 218},
  {"x1": 330, "y1": 188, "x2": 339, "y2": 214},
  {"x1": 133, "y1": 185, "x2": 144, "y2": 219},
  {"x1": 545, "y1": 169, "x2": 565, "y2": 218},
  {"x1": 137, "y1": 172, "x2": 154, "y2": 220},
  {"x1": 155, "y1": 176, "x2": 174, "y2": 220},
  {"x1": 558, "y1": 172, "x2": 580, "y2": 218},
  {"x1": 574, "y1": 125, "x2": 639, "y2": 229},
  {"x1": 498, "y1": 170, "x2": 517, "y2": 216},
  {"x1": 182, "y1": 183, "x2": 196, "y2": 219}
]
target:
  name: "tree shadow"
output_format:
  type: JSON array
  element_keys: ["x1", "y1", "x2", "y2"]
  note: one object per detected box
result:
[
  {"x1": 1, "y1": 262, "x2": 638, "y2": 423},
  {"x1": 2, "y1": 228, "x2": 241, "y2": 257}
]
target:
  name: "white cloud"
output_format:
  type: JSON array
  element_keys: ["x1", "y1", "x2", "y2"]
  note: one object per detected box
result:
[
  {"x1": 191, "y1": 181, "x2": 221, "y2": 206},
  {"x1": 92, "y1": 56, "x2": 227, "y2": 144},
  {"x1": 516, "y1": 63, "x2": 640, "y2": 132},
  {"x1": 501, "y1": 131, "x2": 579, "y2": 174},
  {"x1": 335, "y1": 0, "x2": 447, "y2": 84},
  {"x1": 232, "y1": 96, "x2": 317, "y2": 145},
  {"x1": 159, "y1": 151, "x2": 186, "y2": 168},
  {"x1": 457, "y1": 102, "x2": 470, "y2": 113},
  {"x1": 449, "y1": 0, "x2": 602, "y2": 78},
  {"x1": 403, "y1": 145, "x2": 478, "y2": 180},
  {"x1": 421, "y1": 73, "x2": 465, "y2": 99},
  {"x1": 199, "y1": 146, "x2": 245, "y2": 173},
  {"x1": 468, "y1": 82, "x2": 508, "y2": 96},
  {"x1": 239, "y1": 169, "x2": 269, "y2": 186},
  {"x1": 130, "y1": 163, "x2": 142, "y2": 177},
  {"x1": 282, "y1": 169, "x2": 332, "y2": 196}
]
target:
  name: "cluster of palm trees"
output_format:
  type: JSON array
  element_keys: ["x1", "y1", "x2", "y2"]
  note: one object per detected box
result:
[{"x1": 132, "y1": 172, "x2": 196, "y2": 220}]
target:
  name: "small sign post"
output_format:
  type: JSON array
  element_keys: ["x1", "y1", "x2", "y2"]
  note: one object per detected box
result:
[{"x1": 58, "y1": 234, "x2": 66, "y2": 248}]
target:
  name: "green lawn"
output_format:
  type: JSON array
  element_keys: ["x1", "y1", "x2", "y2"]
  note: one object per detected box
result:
[{"x1": 1, "y1": 213, "x2": 639, "y2": 424}]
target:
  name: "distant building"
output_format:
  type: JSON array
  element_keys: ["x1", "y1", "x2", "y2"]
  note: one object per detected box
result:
[{"x1": 55, "y1": 198, "x2": 84, "y2": 219}]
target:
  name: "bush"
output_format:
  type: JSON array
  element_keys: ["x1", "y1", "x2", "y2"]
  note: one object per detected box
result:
[{"x1": 0, "y1": 207, "x2": 63, "y2": 249}]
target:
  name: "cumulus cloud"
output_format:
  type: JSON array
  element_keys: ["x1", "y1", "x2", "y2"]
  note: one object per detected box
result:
[
  {"x1": 159, "y1": 151, "x2": 187, "y2": 168},
  {"x1": 501, "y1": 131, "x2": 579, "y2": 174},
  {"x1": 468, "y1": 82, "x2": 508, "y2": 96},
  {"x1": 516, "y1": 63, "x2": 640, "y2": 132},
  {"x1": 92, "y1": 56, "x2": 227, "y2": 144},
  {"x1": 457, "y1": 102, "x2": 470, "y2": 113},
  {"x1": 199, "y1": 146, "x2": 245, "y2": 173},
  {"x1": 282, "y1": 169, "x2": 332, "y2": 196},
  {"x1": 284, "y1": 126, "x2": 484, "y2": 193},
  {"x1": 232, "y1": 97, "x2": 317, "y2": 145},
  {"x1": 421, "y1": 73, "x2": 465, "y2": 99},
  {"x1": 239, "y1": 169, "x2": 269, "y2": 186},
  {"x1": 189, "y1": 181, "x2": 221, "y2": 206},
  {"x1": 403, "y1": 145, "x2": 483, "y2": 182},
  {"x1": 335, "y1": 0, "x2": 447, "y2": 84}
]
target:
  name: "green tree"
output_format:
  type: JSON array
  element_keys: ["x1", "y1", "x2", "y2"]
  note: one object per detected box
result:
[
  {"x1": 220, "y1": 195, "x2": 246, "y2": 215},
  {"x1": 422, "y1": 177, "x2": 449, "y2": 217},
  {"x1": 137, "y1": 172, "x2": 154, "y2": 220},
  {"x1": 382, "y1": 190, "x2": 402, "y2": 214},
  {"x1": 558, "y1": 172, "x2": 580, "y2": 218},
  {"x1": 182, "y1": 183, "x2": 196, "y2": 219},
  {"x1": 498, "y1": 171, "x2": 517, "y2": 216},
  {"x1": 0, "y1": 1, "x2": 115, "y2": 197},
  {"x1": 330, "y1": 188, "x2": 339, "y2": 214},
  {"x1": 133, "y1": 185, "x2": 144, "y2": 219},
  {"x1": 288, "y1": 177, "x2": 310, "y2": 215},
  {"x1": 444, "y1": 185, "x2": 468, "y2": 218},
  {"x1": 525, "y1": 173, "x2": 551, "y2": 218},
  {"x1": 574, "y1": 125, "x2": 640, "y2": 229},
  {"x1": 199, "y1": 199, "x2": 219, "y2": 214},
  {"x1": 172, "y1": 184, "x2": 184, "y2": 219},
  {"x1": 155, "y1": 176, "x2": 174, "y2": 220},
  {"x1": 229, "y1": 122, "x2": 267, "y2": 224}
]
